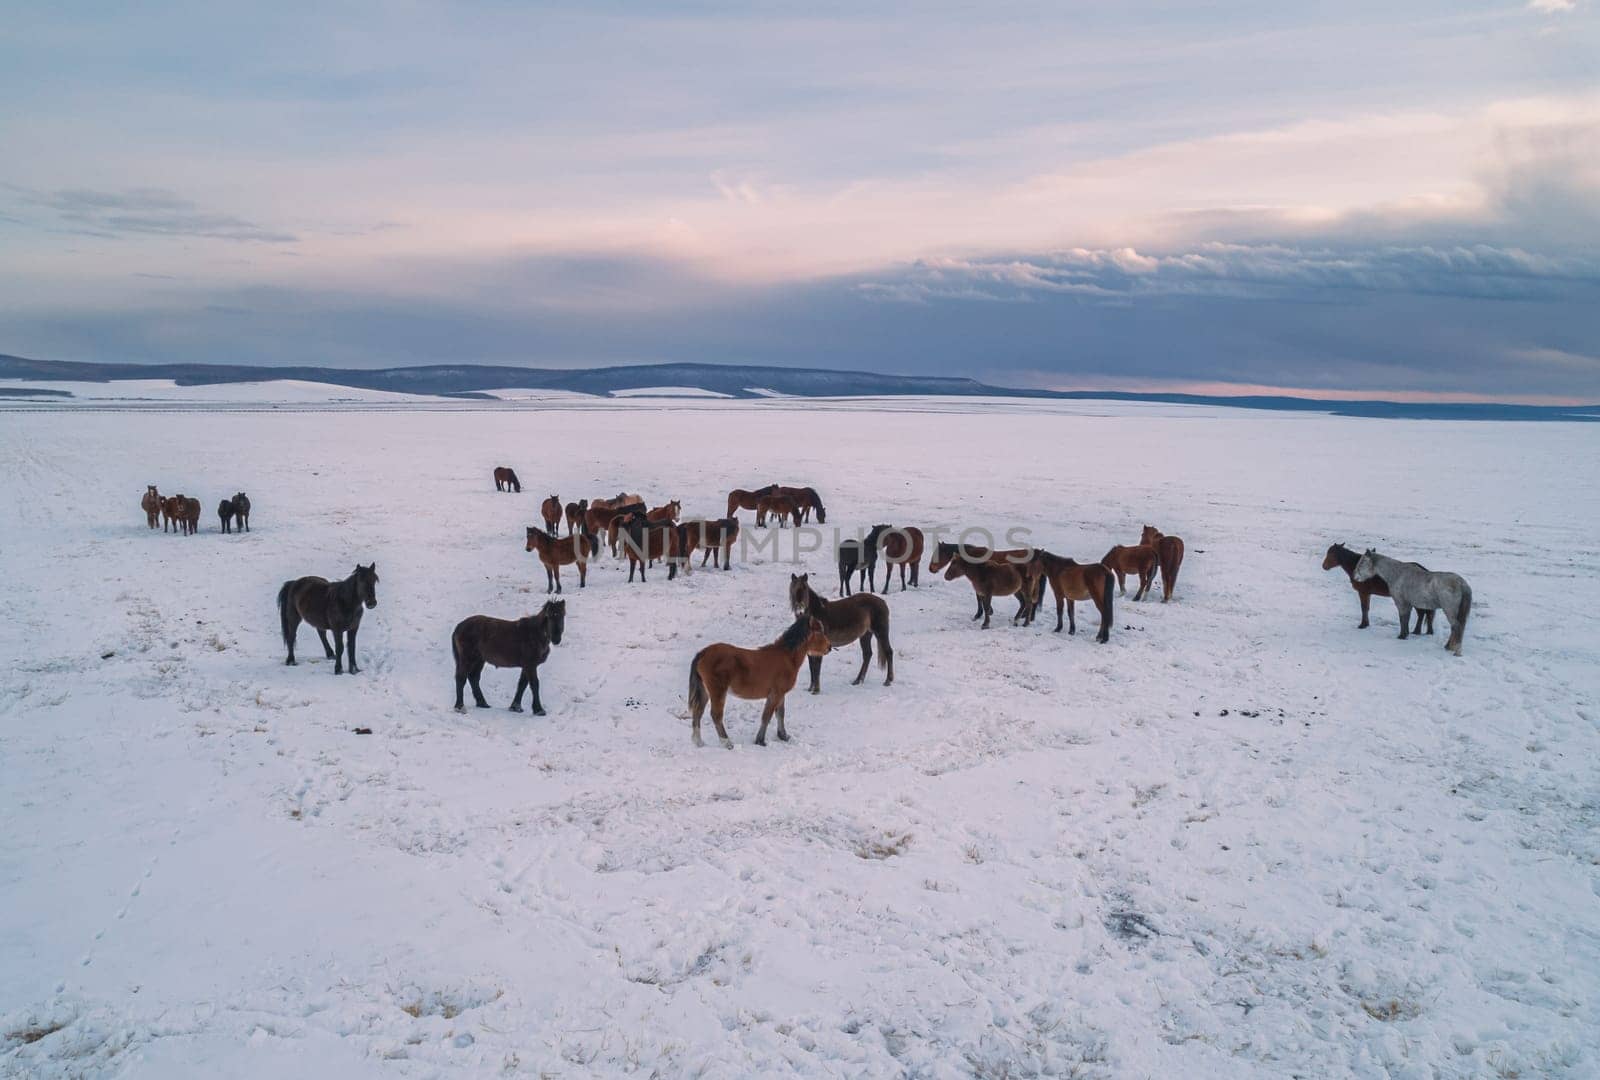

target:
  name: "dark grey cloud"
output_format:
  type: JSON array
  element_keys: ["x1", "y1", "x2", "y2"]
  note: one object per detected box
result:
[{"x1": 4, "y1": 186, "x2": 297, "y2": 243}]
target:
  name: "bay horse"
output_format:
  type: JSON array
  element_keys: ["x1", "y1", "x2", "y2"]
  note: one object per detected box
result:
[
  {"x1": 1102, "y1": 540, "x2": 1157, "y2": 600},
  {"x1": 756, "y1": 492, "x2": 802, "y2": 528},
  {"x1": 647, "y1": 499, "x2": 681, "y2": 524},
  {"x1": 726, "y1": 484, "x2": 776, "y2": 520},
  {"x1": 161, "y1": 494, "x2": 184, "y2": 533},
  {"x1": 788, "y1": 573, "x2": 893, "y2": 693},
  {"x1": 928, "y1": 542, "x2": 1032, "y2": 621},
  {"x1": 541, "y1": 495, "x2": 562, "y2": 536},
  {"x1": 141, "y1": 486, "x2": 161, "y2": 529},
  {"x1": 586, "y1": 503, "x2": 642, "y2": 555},
  {"x1": 232, "y1": 492, "x2": 251, "y2": 532},
  {"x1": 879, "y1": 526, "x2": 924, "y2": 591},
  {"x1": 451, "y1": 600, "x2": 565, "y2": 714},
  {"x1": 773, "y1": 485, "x2": 826, "y2": 524},
  {"x1": 687, "y1": 517, "x2": 739, "y2": 569},
  {"x1": 1026, "y1": 550, "x2": 1114, "y2": 642},
  {"x1": 1139, "y1": 526, "x2": 1186, "y2": 602},
  {"x1": 564, "y1": 499, "x2": 588, "y2": 536},
  {"x1": 937, "y1": 545, "x2": 1035, "y2": 628},
  {"x1": 180, "y1": 496, "x2": 201, "y2": 536},
  {"x1": 278, "y1": 564, "x2": 379, "y2": 674},
  {"x1": 218, "y1": 497, "x2": 238, "y2": 534},
  {"x1": 1322, "y1": 542, "x2": 1433, "y2": 633},
  {"x1": 493, "y1": 467, "x2": 521, "y2": 493},
  {"x1": 686, "y1": 615, "x2": 833, "y2": 747},
  {"x1": 1353, "y1": 550, "x2": 1471, "y2": 655},
  {"x1": 619, "y1": 518, "x2": 683, "y2": 581},
  {"x1": 526, "y1": 526, "x2": 593, "y2": 593}
]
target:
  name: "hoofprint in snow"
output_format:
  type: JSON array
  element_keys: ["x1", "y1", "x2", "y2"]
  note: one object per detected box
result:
[{"x1": 1, "y1": 398, "x2": 1596, "y2": 1079}]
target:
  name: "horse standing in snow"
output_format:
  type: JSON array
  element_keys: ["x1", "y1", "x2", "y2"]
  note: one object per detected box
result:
[
  {"x1": 141, "y1": 486, "x2": 161, "y2": 529},
  {"x1": 493, "y1": 467, "x2": 521, "y2": 493},
  {"x1": 451, "y1": 600, "x2": 564, "y2": 714},
  {"x1": 540, "y1": 495, "x2": 562, "y2": 536},
  {"x1": 788, "y1": 573, "x2": 894, "y2": 692},
  {"x1": 1353, "y1": 550, "x2": 1470, "y2": 655},
  {"x1": 685, "y1": 615, "x2": 833, "y2": 748},
  {"x1": 278, "y1": 564, "x2": 380, "y2": 673},
  {"x1": 1140, "y1": 525, "x2": 1186, "y2": 602},
  {"x1": 1322, "y1": 542, "x2": 1432, "y2": 633}
]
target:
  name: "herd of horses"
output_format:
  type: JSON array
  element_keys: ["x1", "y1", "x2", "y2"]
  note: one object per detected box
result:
[
  {"x1": 140, "y1": 485, "x2": 251, "y2": 535},
  {"x1": 138, "y1": 465, "x2": 1474, "y2": 747}
]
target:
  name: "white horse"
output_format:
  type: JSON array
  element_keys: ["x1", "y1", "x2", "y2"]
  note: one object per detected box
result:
[{"x1": 1353, "y1": 550, "x2": 1472, "y2": 656}]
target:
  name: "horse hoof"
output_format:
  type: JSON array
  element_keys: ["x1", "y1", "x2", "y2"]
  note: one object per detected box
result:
[
  {"x1": 776, "y1": 731, "x2": 790, "y2": 742},
  {"x1": 754, "y1": 737, "x2": 767, "y2": 747},
  {"x1": 721, "y1": 739, "x2": 734, "y2": 750},
  {"x1": 286, "y1": 659, "x2": 297, "y2": 666},
  {"x1": 475, "y1": 703, "x2": 490, "y2": 709},
  {"x1": 508, "y1": 705, "x2": 523, "y2": 713},
  {"x1": 453, "y1": 705, "x2": 465, "y2": 714},
  {"x1": 532, "y1": 708, "x2": 546, "y2": 716}
]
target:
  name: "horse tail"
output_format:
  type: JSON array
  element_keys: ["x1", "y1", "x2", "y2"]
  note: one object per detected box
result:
[
  {"x1": 1100, "y1": 565, "x2": 1114, "y2": 641},
  {"x1": 687, "y1": 647, "x2": 710, "y2": 715},
  {"x1": 1456, "y1": 582, "x2": 1471, "y2": 633},
  {"x1": 277, "y1": 580, "x2": 295, "y2": 647},
  {"x1": 1160, "y1": 540, "x2": 1182, "y2": 596},
  {"x1": 871, "y1": 600, "x2": 892, "y2": 669}
]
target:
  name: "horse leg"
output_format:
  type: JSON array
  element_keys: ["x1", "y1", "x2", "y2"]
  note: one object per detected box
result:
[
  {"x1": 346, "y1": 627, "x2": 360, "y2": 674},
  {"x1": 852, "y1": 633, "x2": 871, "y2": 685},
  {"x1": 553, "y1": 563, "x2": 562, "y2": 594},
  {"x1": 808, "y1": 653, "x2": 823, "y2": 694},
  {"x1": 1424, "y1": 609, "x2": 1435, "y2": 635},
  {"x1": 332, "y1": 630, "x2": 345, "y2": 675},
  {"x1": 316, "y1": 627, "x2": 335, "y2": 659},
  {"x1": 980, "y1": 594, "x2": 993, "y2": 629},
  {"x1": 545, "y1": 564, "x2": 554, "y2": 594},
  {"x1": 1114, "y1": 569, "x2": 1126, "y2": 595},
  {"x1": 527, "y1": 667, "x2": 544, "y2": 715},
  {"x1": 509, "y1": 672, "x2": 528, "y2": 712},
  {"x1": 691, "y1": 687, "x2": 706, "y2": 747},
  {"x1": 469, "y1": 664, "x2": 490, "y2": 708},
  {"x1": 284, "y1": 609, "x2": 300, "y2": 665},
  {"x1": 709, "y1": 689, "x2": 733, "y2": 749},
  {"x1": 971, "y1": 594, "x2": 984, "y2": 620},
  {"x1": 578, "y1": 560, "x2": 587, "y2": 588},
  {"x1": 755, "y1": 696, "x2": 777, "y2": 746},
  {"x1": 453, "y1": 670, "x2": 468, "y2": 712},
  {"x1": 775, "y1": 697, "x2": 789, "y2": 741},
  {"x1": 1395, "y1": 600, "x2": 1412, "y2": 639},
  {"x1": 1358, "y1": 588, "x2": 1371, "y2": 629}
]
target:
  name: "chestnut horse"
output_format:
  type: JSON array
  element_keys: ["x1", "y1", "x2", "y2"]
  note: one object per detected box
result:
[
  {"x1": 278, "y1": 564, "x2": 379, "y2": 673},
  {"x1": 564, "y1": 499, "x2": 588, "y2": 536},
  {"x1": 451, "y1": 600, "x2": 565, "y2": 714},
  {"x1": 773, "y1": 485, "x2": 826, "y2": 524},
  {"x1": 526, "y1": 526, "x2": 593, "y2": 593},
  {"x1": 1025, "y1": 550, "x2": 1114, "y2": 642},
  {"x1": 541, "y1": 495, "x2": 562, "y2": 536},
  {"x1": 879, "y1": 526, "x2": 924, "y2": 591},
  {"x1": 1140, "y1": 525, "x2": 1186, "y2": 602},
  {"x1": 1102, "y1": 540, "x2": 1157, "y2": 600},
  {"x1": 685, "y1": 517, "x2": 740, "y2": 569},
  {"x1": 161, "y1": 494, "x2": 184, "y2": 533},
  {"x1": 590, "y1": 492, "x2": 643, "y2": 512},
  {"x1": 493, "y1": 467, "x2": 521, "y2": 493},
  {"x1": 1322, "y1": 542, "x2": 1433, "y2": 633},
  {"x1": 726, "y1": 484, "x2": 777, "y2": 520},
  {"x1": 686, "y1": 615, "x2": 833, "y2": 747},
  {"x1": 647, "y1": 499, "x2": 681, "y2": 524},
  {"x1": 788, "y1": 573, "x2": 893, "y2": 693},
  {"x1": 935, "y1": 544, "x2": 1035, "y2": 628},
  {"x1": 141, "y1": 485, "x2": 161, "y2": 529},
  {"x1": 756, "y1": 492, "x2": 802, "y2": 528}
]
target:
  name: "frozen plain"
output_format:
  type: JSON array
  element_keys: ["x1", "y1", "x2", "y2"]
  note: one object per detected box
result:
[{"x1": 1, "y1": 395, "x2": 1597, "y2": 1079}]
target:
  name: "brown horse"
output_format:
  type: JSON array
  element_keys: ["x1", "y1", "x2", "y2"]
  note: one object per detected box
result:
[
  {"x1": 686, "y1": 615, "x2": 833, "y2": 747},
  {"x1": 278, "y1": 564, "x2": 379, "y2": 673},
  {"x1": 619, "y1": 518, "x2": 684, "y2": 581},
  {"x1": 590, "y1": 492, "x2": 643, "y2": 512},
  {"x1": 936, "y1": 544, "x2": 1035, "y2": 628},
  {"x1": 451, "y1": 600, "x2": 565, "y2": 714},
  {"x1": 726, "y1": 484, "x2": 777, "y2": 520},
  {"x1": 161, "y1": 494, "x2": 184, "y2": 533},
  {"x1": 231, "y1": 492, "x2": 251, "y2": 532},
  {"x1": 928, "y1": 541, "x2": 1032, "y2": 620},
  {"x1": 879, "y1": 526, "x2": 924, "y2": 591},
  {"x1": 541, "y1": 495, "x2": 562, "y2": 535},
  {"x1": 493, "y1": 467, "x2": 521, "y2": 493},
  {"x1": 772, "y1": 485, "x2": 826, "y2": 524},
  {"x1": 788, "y1": 573, "x2": 893, "y2": 693},
  {"x1": 1140, "y1": 525, "x2": 1186, "y2": 602},
  {"x1": 1102, "y1": 540, "x2": 1157, "y2": 600},
  {"x1": 685, "y1": 517, "x2": 740, "y2": 569},
  {"x1": 647, "y1": 499, "x2": 681, "y2": 524},
  {"x1": 586, "y1": 503, "x2": 643, "y2": 554},
  {"x1": 1026, "y1": 550, "x2": 1114, "y2": 642},
  {"x1": 603, "y1": 505, "x2": 648, "y2": 556},
  {"x1": 564, "y1": 499, "x2": 588, "y2": 536},
  {"x1": 141, "y1": 485, "x2": 161, "y2": 529},
  {"x1": 180, "y1": 496, "x2": 201, "y2": 536},
  {"x1": 756, "y1": 493, "x2": 802, "y2": 528},
  {"x1": 526, "y1": 526, "x2": 593, "y2": 593},
  {"x1": 1322, "y1": 542, "x2": 1434, "y2": 633}
]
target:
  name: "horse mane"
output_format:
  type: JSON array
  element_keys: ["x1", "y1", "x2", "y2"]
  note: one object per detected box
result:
[
  {"x1": 1328, "y1": 543, "x2": 1359, "y2": 572},
  {"x1": 776, "y1": 615, "x2": 813, "y2": 651}
]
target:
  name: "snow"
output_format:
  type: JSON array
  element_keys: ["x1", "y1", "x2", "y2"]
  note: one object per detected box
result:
[
  {"x1": 0, "y1": 379, "x2": 454, "y2": 405},
  {"x1": 608, "y1": 386, "x2": 734, "y2": 398},
  {"x1": 2, "y1": 399, "x2": 1597, "y2": 1078}
]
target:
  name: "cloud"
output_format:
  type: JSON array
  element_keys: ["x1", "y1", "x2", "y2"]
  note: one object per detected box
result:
[
  {"x1": 5, "y1": 186, "x2": 297, "y2": 243},
  {"x1": 1528, "y1": 0, "x2": 1577, "y2": 13}
]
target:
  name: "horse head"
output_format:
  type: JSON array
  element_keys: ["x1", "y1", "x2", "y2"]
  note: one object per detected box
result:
[
  {"x1": 788, "y1": 573, "x2": 811, "y2": 615},
  {"x1": 804, "y1": 617, "x2": 833, "y2": 657},
  {"x1": 356, "y1": 563, "x2": 379, "y2": 608},
  {"x1": 542, "y1": 599, "x2": 566, "y2": 645}
]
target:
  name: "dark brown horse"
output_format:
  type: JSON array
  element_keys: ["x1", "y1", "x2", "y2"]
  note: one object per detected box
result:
[
  {"x1": 1323, "y1": 542, "x2": 1434, "y2": 633},
  {"x1": 686, "y1": 615, "x2": 833, "y2": 747},
  {"x1": 564, "y1": 499, "x2": 588, "y2": 536},
  {"x1": 604, "y1": 505, "x2": 649, "y2": 556},
  {"x1": 231, "y1": 492, "x2": 251, "y2": 532},
  {"x1": 879, "y1": 526, "x2": 924, "y2": 591},
  {"x1": 161, "y1": 494, "x2": 183, "y2": 533},
  {"x1": 1102, "y1": 540, "x2": 1157, "y2": 600},
  {"x1": 278, "y1": 564, "x2": 379, "y2": 674},
  {"x1": 1140, "y1": 525, "x2": 1186, "y2": 602},
  {"x1": 726, "y1": 484, "x2": 777, "y2": 520},
  {"x1": 218, "y1": 497, "x2": 238, "y2": 533},
  {"x1": 686, "y1": 517, "x2": 740, "y2": 569},
  {"x1": 180, "y1": 496, "x2": 201, "y2": 536},
  {"x1": 928, "y1": 542, "x2": 1032, "y2": 621},
  {"x1": 586, "y1": 503, "x2": 643, "y2": 555},
  {"x1": 541, "y1": 495, "x2": 562, "y2": 536},
  {"x1": 936, "y1": 545, "x2": 1034, "y2": 628},
  {"x1": 773, "y1": 485, "x2": 826, "y2": 524},
  {"x1": 141, "y1": 485, "x2": 161, "y2": 529},
  {"x1": 619, "y1": 518, "x2": 684, "y2": 581},
  {"x1": 451, "y1": 600, "x2": 565, "y2": 714},
  {"x1": 526, "y1": 526, "x2": 592, "y2": 593},
  {"x1": 756, "y1": 492, "x2": 802, "y2": 528},
  {"x1": 1026, "y1": 550, "x2": 1114, "y2": 642},
  {"x1": 493, "y1": 466, "x2": 521, "y2": 493},
  {"x1": 788, "y1": 573, "x2": 893, "y2": 693}
]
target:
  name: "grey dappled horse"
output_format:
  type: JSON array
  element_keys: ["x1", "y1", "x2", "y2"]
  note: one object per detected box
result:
[{"x1": 1353, "y1": 550, "x2": 1472, "y2": 656}]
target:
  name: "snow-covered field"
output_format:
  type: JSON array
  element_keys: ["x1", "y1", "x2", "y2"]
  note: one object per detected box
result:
[{"x1": 2, "y1": 398, "x2": 1597, "y2": 1078}]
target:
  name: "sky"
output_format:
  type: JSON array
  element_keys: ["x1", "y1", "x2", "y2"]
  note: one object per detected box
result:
[{"x1": 1, "y1": 1, "x2": 1598, "y2": 401}]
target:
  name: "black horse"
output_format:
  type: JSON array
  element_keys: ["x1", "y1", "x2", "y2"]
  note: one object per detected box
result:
[
  {"x1": 278, "y1": 564, "x2": 379, "y2": 674},
  {"x1": 232, "y1": 492, "x2": 251, "y2": 531},
  {"x1": 451, "y1": 600, "x2": 565, "y2": 714},
  {"x1": 836, "y1": 525, "x2": 889, "y2": 596},
  {"x1": 218, "y1": 497, "x2": 238, "y2": 533}
]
